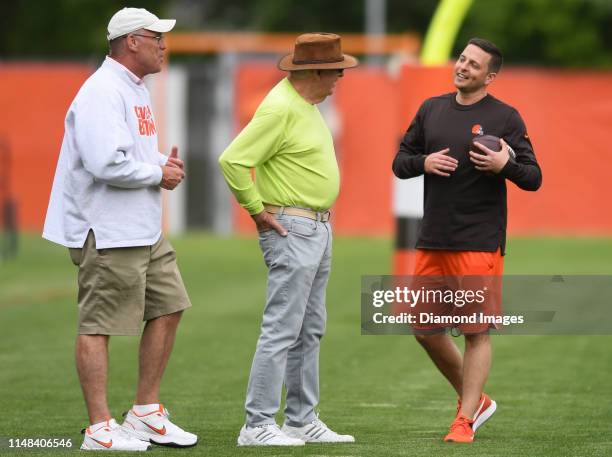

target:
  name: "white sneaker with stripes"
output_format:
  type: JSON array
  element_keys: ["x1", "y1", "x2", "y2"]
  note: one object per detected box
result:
[
  {"x1": 237, "y1": 424, "x2": 304, "y2": 446},
  {"x1": 281, "y1": 417, "x2": 355, "y2": 443},
  {"x1": 81, "y1": 419, "x2": 151, "y2": 451},
  {"x1": 121, "y1": 404, "x2": 198, "y2": 448}
]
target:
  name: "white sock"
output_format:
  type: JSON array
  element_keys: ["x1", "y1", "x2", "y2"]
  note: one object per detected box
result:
[
  {"x1": 133, "y1": 403, "x2": 160, "y2": 415},
  {"x1": 246, "y1": 423, "x2": 272, "y2": 430},
  {"x1": 90, "y1": 419, "x2": 113, "y2": 429}
]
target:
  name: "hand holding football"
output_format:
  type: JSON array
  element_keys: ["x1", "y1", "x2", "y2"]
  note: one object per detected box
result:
[{"x1": 472, "y1": 134, "x2": 516, "y2": 158}]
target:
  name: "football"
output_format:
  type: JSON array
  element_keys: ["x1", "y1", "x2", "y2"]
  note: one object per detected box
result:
[
  {"x1": 472, "y1": 134, "x2": 501, "y2": 153},
  {"x1": 472, "y1": 134, "x2": 516, "y2": 159}
]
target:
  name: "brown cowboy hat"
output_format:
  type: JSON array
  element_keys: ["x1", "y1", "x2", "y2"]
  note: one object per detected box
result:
[{"x1": 278, "y1": 32, "x2": 359, "y2": 71}]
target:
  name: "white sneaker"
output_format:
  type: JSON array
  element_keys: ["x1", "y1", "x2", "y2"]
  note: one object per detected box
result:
[
  {"x1": 81, "y1": 419, "x2": 151, "y2": 451},
  {"x1": 237, "y1": 424, "x2": 305, "y2": 446},
  {"x1": 122, "y1": 404, "x2": 198, "y2": 448},
  {"x1": 282, "y1": 417, "x2": 355, "y2": 443}
]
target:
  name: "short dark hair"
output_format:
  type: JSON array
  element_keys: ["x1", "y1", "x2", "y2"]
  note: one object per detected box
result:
[
  {"x1": 109, "y1": 36, "x2": 126, "y2": 57},
  {"x1": 468, "y1": 38, "x2": 503, "y2": 73}
]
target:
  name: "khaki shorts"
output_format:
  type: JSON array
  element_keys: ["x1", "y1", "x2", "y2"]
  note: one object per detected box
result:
[{"x1": 69, "y1": 230, "x2": 192, "y2": 336}]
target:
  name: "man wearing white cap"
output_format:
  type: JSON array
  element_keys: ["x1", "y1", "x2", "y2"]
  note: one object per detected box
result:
[{"x1": 43, "y1": 7, "x2": 197, "y2": 451}]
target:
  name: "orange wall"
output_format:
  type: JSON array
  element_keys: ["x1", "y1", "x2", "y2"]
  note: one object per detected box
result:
[
  {"x1": 3, "y1": 63, "x2": 611, "y2": 236},
  {"x1": 333, "y1": 69, "x2": 398, "y2": 235},
  {"x1": 491, "y1": 68, "x2": 611, "y2": 235},
  {"x1": 0, "y1": 64, "x2": 93, "y2": 231}
]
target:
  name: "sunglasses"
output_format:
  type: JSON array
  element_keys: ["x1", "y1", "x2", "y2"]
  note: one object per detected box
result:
[{"x1": 131, "y1": 33, "x2": 164, "y2": 44}]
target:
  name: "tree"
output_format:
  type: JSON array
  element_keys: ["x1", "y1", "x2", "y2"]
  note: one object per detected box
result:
[
  {"x1": 1, "y1": 0, "x2": 610, "y2": 68},
  {"x1": 456, "y1": 0, "x2": 612, "y2": 68},
  {"x1": 0, "y1": 0, "x2": 172, "y2": 58}
]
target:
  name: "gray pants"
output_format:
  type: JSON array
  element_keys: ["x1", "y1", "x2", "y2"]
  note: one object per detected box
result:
[{"x1": 245, "y1": 214, "x2": 332, "y2": 427}]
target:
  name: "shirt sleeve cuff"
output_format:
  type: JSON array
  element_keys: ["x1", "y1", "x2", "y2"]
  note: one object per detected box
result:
[
  {"x1": 415, "y1": 155, "x2": 426, "y2": 174},
  {"x1": 150, "y1": 164, "x2": 163, "y2": 185},
  {"x1": 246, "y1": 201, "x2": 265, "y2": 216},
  {"x1": 500, "y1": 159, "x2": 519, "y2": 179}
]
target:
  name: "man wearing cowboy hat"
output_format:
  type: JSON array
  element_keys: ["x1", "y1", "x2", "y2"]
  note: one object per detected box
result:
[{"x1": 219, "y1": 33, "x2": 357, "y2": 446}]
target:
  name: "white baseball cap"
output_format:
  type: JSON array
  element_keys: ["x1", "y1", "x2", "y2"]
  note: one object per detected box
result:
[{"x1": 107, "y1": 7, "x2": 176, "y2": 41}]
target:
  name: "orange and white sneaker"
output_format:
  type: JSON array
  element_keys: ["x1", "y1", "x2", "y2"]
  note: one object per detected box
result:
[
  {"x1": 81, "y1": 418, "x2": 151, "y2": 451},
  {"x1": 455, "y1": 393, "x2": 497, "y2": 432},
  {"x1": 473, "y1": 393, "x2": 496, "y2": 431},
  {"x1": 444, "y1": 414, "x2": 474, "y2": 443},
  {"x1": 122, "y1": 404, "x2": 198, "y2": 448}
]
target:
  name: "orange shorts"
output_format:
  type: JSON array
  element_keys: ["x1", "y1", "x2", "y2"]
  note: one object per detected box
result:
[{"x1": 410, "y1": 248, "x2": 504, "y2": 334}]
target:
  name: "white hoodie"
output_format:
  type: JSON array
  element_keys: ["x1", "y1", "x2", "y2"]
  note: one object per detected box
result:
[{"x1": 43, "y1": 57, "x2": 169, "y2": 249}]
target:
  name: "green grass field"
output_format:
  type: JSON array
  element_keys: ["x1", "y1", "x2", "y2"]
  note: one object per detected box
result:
[{"x1": 1, "y1": 234, "x2": 611, "y2": 456}]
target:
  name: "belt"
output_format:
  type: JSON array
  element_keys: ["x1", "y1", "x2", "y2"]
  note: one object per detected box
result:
[{"x1": 264, "y1": 204, "x2": 331, "y2": 222}]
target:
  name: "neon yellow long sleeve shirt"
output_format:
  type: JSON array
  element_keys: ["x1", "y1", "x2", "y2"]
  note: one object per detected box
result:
[{"x1": 218, "y1": 78, "x2": 340, "y2": 215}]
